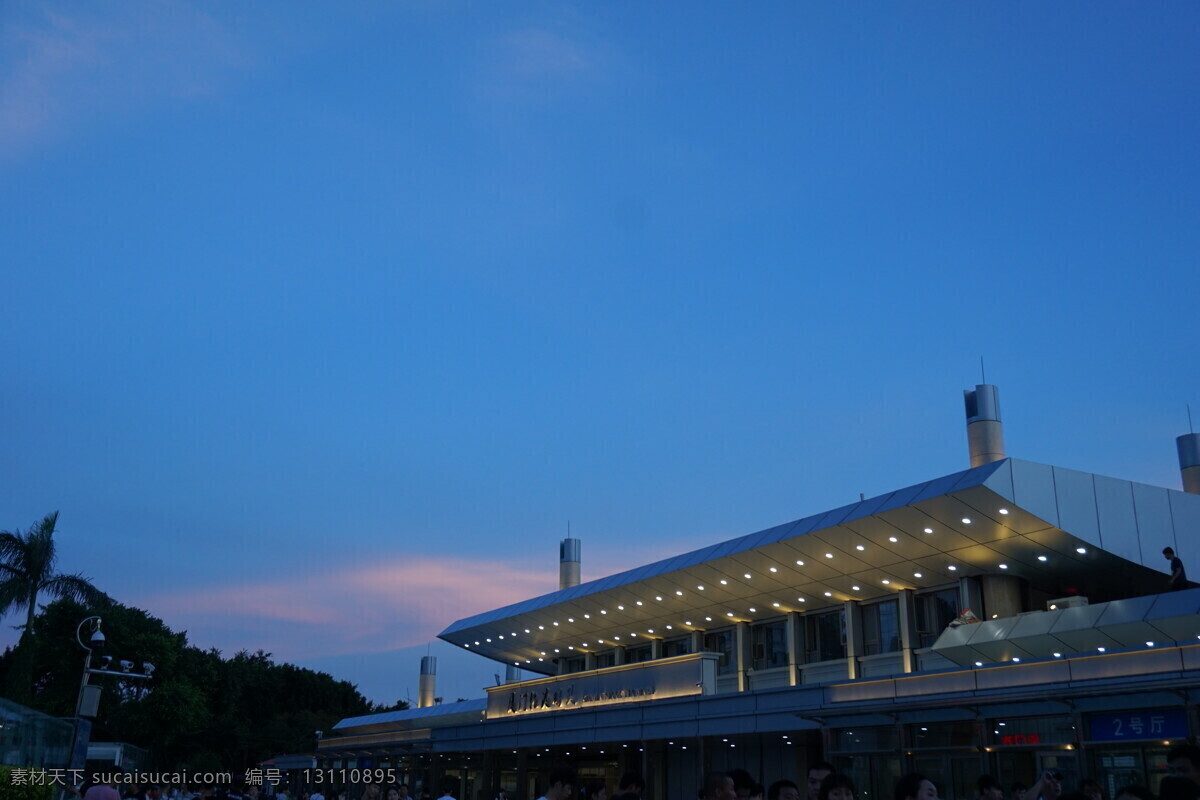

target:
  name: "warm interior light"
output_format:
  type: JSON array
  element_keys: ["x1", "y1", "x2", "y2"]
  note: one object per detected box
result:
[
  {"x1": 913, "y1": 572, "x2": 923, "y2": 578},
  {"x1": 825, "y1": 553, "x2": 834, "y2": 558},
  {"x1": 882, "y1": 579, "x2": 890, "y2": 585},
  {"x1": 856, "y1": 545, "x2": 865, "y2": 551},
  {"x1": 962, "y1": 518, "x2": 972, "y2": 524},
  {"x1": 924, "y1": 527, "x2": 933, "y2": 534},
  {"x1": 889, "y1": 536, "x2": 898, "y2": 543},
  {"x1": 998, "y1": 508, "x2": 1009, "y2": 515},
  {"x1": 948, "y1": 565, "x2": 958, "y2": 571},
  {"x1": 743, "y1": 573, "x2": 751, "y2": 579},
  {"x1": 796, "y1": 559, "x2": 805, "y2": 566}
]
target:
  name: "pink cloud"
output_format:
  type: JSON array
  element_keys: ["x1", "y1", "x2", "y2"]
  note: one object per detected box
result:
[{"x1": 132, "y1": 555, "x2": 560, "y2": 662}]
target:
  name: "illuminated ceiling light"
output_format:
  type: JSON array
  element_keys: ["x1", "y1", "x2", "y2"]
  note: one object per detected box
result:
[
  {"x1": 962, "y1": 518, "x2": 972, "y2": 524},
  {"x1": 464, "y1": 644, "x2": 470, "y2": 648},
  {"x1": 889, "y1": 536, "x2": 898, "y2": 543},
  {"x1": 748, "y1": 607, "x2": 756, "y2": 613},
  {"x1": 676, "y1": 590, "x2": 684, "y2": 596},
  {"x1": 948, "y1": 565, "x2": 958, "y2": 571},
  {"x1": 851, "y1": 585, "x2": 860, "y2": 591},
  {"x1": 636, "y1": 601, "x2": 643, "y2": 606},
  {"x1": 856, "y1": 545, "x2": 865, "y2": 551},
  {"x1": 705, "y1": 616, "x2": 713, "y2": 621},
  {"x1": 744, "y1": 573, "x2": 752, "y2": 579},
  {"x1": 486, "y1": 638, "x2": 492, "y2": 642},
  {"x1": 726, "y1": 612, "x2": 735, "y2": 617},
  {"x1": 665, "y1": 625, "x2": 673, "y2": 629},
  {"x1": 600, "y1": 610, "x2": 607, "y2": 615},
  {"x1": 975, "y1": 661, "x2": 983, "y2": 667},
  {"x1": 685, "y1": 621, "x2": 693, "y2": 626},
  {"x1": 538, "y1": 625, "x2": 545, "y2": 630},
  {"x1": 1011, "y1": 657, "x2": 1020, "y2": 663},
  {"x1": 566, "y1": 618, "x2": 573, "y2": 623},
  {"x1": 655, "y1": 596, "x2": 662, "y2": 601},
  {"x1": 773, "y1": 602, "x2": 780, "y2": 607},
  {"x1": 629, "y1": 632, "x2": 637, "y2": 637},
  {"x1": 720, "y1": 579, "x2": 728, "y2": 585},
  {"x1": 796, "y1": 559, "x2": 805, "y2": 566},
  {"x1": 1097, "y1": 646, "x2": 1106, "y2": 652},
  {"x1": 583, "y1": 615, "x2": 590, "y2": 619},
  {"x1": 913, "y1": 572, "x2": 923, "y2": 578},
  {"x1": 924, "y1": 527, "x2": 933, "y2": 534},
  {"x1": 524, "y1": 628, "x2": 531, "y2": 633},
  {"x1": 798, "y1": 598, "x2": 806, "y2": 603},
  {"x1": 540, "y1": 651, "x2": 546, "y2": 655},
  {"x1": 825, "y1": 553, "x2": 834, "y2": 559},
  {"x1": 554, "y1": 648, "x2": 560, "y2": 653},
  {"x1": 881, "y1": 579, "x2": 890, "y2": 585},
  {"x1": 552, "y1": 621, "x2": 559, "y2": 626},
  {"x1": 769, "y1": 567, "x2": 778, "y2": 573},
  {"x1": 582, "y1": 642, "x2": 588, "y2": 647},
  {"x1": 823, "y1": 591, "x2": 832, "y2": 597},
  {"x1": 1146, "y1": 641, "x2": 1155, "y2": 647},
  {"x1": 999, "y1": 508, "x2": 1009, "y2": 515},
  {"x1": 1052, "y1": 652, "x2": 1062, "y2": 658},
  {"x1": 999, "y1": 563, "x2": 1008, "y2": 569},
  {"x1": 613, "y1": 635, "x2": 621, "y2": 640},
  {"x1": 498, "y1": 635, "x2": 504, "y2": 639},
  {"x1": 1076, "y1": 547, "x2": 1087, "y2": 554},
  {"x1": 1049, "y1": 603, "x2": 1058, "y2": 610},
  {"x1": 538, "y1": 657, "x2": 544, "y2": 662},
  {"x1": 617, "y1": 605, "x2": 625, "y2": 610},
  {"x1": 1038, "y1": 555, "x2": 1048, "y2": 562},
  {"x1": 696, "y1": 586, "x2": 704, "y2": 591}
]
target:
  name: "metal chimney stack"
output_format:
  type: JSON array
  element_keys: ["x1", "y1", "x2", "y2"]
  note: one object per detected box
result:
[
  {"x1": 964, "y1": 384, "x2": 1006, "y2": 467},
  {"x1": 418, "y1": 656, "x2": 437, "y2": 708},
  {"x1": 559, "y1": 537, "x2": 581, "y2": 589},
  {"x1": 1178, "y1": 433, "x2": 1200, "y2": 494}
]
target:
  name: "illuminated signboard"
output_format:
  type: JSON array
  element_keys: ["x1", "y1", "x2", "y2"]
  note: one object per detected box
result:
[
  {"x1": 1089, "y1": 709, "x2": 1188, "y2": 742},
  {"x1": 485, "y1": 652, "x2": 718, "y2": 718},
  {"x1": 999, "y1": 734, "x2": 1041, "y2": 745}
]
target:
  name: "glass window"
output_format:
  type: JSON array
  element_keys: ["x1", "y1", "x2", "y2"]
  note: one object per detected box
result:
[
  {"x1": 906, "y1": 721, "x2": 977, "y2": 749},
  {"x1": 625, "y1": 643, "x2": 652, "y2": 663},
  {"x1": 862, "y1": 600, "x2": 900, "y2": 655},
  {"x1": 562, "y1": 656, "x2": 586, "y2": 673},
  {"x1": 594, "y1": 650, "x2": 616, "y2": 669},
  {"x1": 803, "y1": 610, "x2": 846, "y2": 662},
  {"x1": 751, "y1": 619, "x2": 789, "y2": 670},
  {"x1": 662, "y1": 636, "x2": 691, "y2": 658},
  {"x1": 832, "y1": 726, "x2": 899, "y2": 753},
  {"x1": 916, "y1": 587, "x2": 960, "y2": 648},
  {"x1": 703, "y1": 628, "x2": 736, "y2": 675}
]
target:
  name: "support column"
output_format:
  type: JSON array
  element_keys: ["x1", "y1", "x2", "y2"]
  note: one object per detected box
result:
[
  {"x1": 843, "y1": 601, "x2": 861, "y2": 680},
  {"x1": 650, "y1": 638, "x2": 663, "y2": 660},
  {"x1": 786, "y1": 611, "x2": 802, "y2": 686},
  {"x1": 735, "y1": 622, "x2": 751, "y2": 692},
  {"x1": 691, "y1": 630, "x2": 704, "y2": 654},
  {"x1": 960, "y1": 576, "x2": 983, "y2": 619},
  {"x1": 897, "y1": 589, "x2": 916, "y2": 673},
  {"x1": 614, "y1": 646, "x2": 626, "y2": 666},
  {"x1": 584, "y1": 653, "x2": 596, "y2": 671}
]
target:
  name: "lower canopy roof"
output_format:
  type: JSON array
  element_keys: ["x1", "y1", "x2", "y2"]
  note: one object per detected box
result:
[{"x1": 439, "y1": 458, "x2": 1200, "y2": 674}]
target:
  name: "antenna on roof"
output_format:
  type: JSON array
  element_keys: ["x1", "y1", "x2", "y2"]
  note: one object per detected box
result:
[
  {"x1": 980, "y1": 356, "x2": 986, "y2": 384},
  {"x1": 1189, "y1": 404, "x2": 1194, "y2": 434}
]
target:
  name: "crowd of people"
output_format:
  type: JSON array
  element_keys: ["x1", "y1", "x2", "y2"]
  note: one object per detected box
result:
[{"x1": 689, "y1": 744, "x2": 1200, "y2": 800}]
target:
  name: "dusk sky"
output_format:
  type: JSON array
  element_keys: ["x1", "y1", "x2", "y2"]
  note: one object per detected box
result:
[{"x1": 2, "y1": 1, "x2": 1198, "y2": 705}]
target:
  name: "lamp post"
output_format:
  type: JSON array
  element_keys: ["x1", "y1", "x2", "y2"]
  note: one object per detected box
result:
[{"x1": 68, "y1": 616, "x2": 155, "y2": 773}]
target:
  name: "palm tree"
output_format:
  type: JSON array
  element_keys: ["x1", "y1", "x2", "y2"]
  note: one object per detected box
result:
[{"x1": 0, "y1": 511, "x2": 109, "y2": 640}]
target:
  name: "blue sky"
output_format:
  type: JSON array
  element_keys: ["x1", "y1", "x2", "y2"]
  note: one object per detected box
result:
[{"x1": 2, "y1": 1, "x2": 1198, "y2": 705}]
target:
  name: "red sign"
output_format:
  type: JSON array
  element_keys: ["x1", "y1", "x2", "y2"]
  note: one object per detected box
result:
[{"x1": 1000, "y1": 734, "x2": 1042, "y2": 746}]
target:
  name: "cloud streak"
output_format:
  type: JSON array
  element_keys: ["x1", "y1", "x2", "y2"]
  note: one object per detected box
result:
[
  {"x1": 0, "y1": 1, "x2": 251, "y2": 157},
  {"x1": 134, "y1": 555, "x2": 560, "y2": 662}
]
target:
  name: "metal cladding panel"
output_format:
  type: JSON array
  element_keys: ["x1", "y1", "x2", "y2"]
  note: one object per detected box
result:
[
  {"x1": 981, "y1": 459, "x2": 1016, "y2": 505},
  {"x1": 894, "y1": 670, "x2": 977, "y2": 697},
  {"x1": 1054, "y1": 467, "x2": 1101, "y2": 544},
  {"x1": 813, "y1": 501, "x2": 866, "y2": 532},
  {"x1": 934, "y1": 622, "x2": 983, "y2": 650},
  {"x1": 1068, "y1": 648, "x2": 1184, "y2": 682},
  {"x1": 1010, "y1": 461, "x2": 1061, "y2": 529},
  {"x1": 1167, "y1": 491, "x2": 1200, "y2": 555},
  {"x1": 876, "y1": 482, "x2": 933, "y2": 514},
  {"x1": 1131, "y1": 484, "x2": 1175, "y2": 565},
  {"x1": 1095, "y1": 594, "x2": 1159, "y2": 626},
  {"x1": 1146, "y1": 588, "x2": 1200, "y2": 620},
  {"x1": 912, "y1": 470, "x2": 974, "y2": 504},
  {"x1": 825, "y1": 680, "x2": 897, "y2": 703},
  {"x1": 1101, "y1": 621, "x2": 1174, "y2": 648},
  {"x1": 854, "y1": 491, "x2": 899, "y2": 518},
  {"x1": 1094, "y1": 475, "x2": 1142, "y2": 564},
  {"x1": 976, "y1": 660, "x2": 1070, "y2": 690},
  {"x1": 1048, "y1": 603, "x2": 1108, "y2": 635},
  {"x1": 739, "y1": 522, "x2": 797, "y2": 551},
  {"x1": 1009, "y1": 611, "x2": 1061, "y2": 638},
  {"x1": 1147, "y1": 613, "x2": 1200, "y2": 644}
]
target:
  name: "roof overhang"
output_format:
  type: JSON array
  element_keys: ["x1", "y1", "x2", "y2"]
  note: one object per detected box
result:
[{"x1": 439, "y1": 458, "x2": 1200, "y2": 674}]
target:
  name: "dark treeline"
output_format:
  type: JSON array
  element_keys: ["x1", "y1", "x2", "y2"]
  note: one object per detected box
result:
[{"x1": 0, "y1": 597, "x2": 400, "y2": 773}]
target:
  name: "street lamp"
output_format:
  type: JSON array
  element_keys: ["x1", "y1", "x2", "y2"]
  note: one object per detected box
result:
[{"x1": 68, "y1": 616, "x2": 155, "y2": 773}]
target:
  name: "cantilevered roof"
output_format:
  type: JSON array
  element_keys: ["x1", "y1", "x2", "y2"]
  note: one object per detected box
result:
[
  {"x1": 931, "y1": 586, "x2": 1200, "y2": 665},
  {"x1": 438, "y1": 458, "x2": 1200, "y2": 674}
]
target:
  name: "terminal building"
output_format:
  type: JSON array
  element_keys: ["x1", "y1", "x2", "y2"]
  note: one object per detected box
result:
[{"x1": 322, "y1": 386, "x2": 1200, "y2": 800}]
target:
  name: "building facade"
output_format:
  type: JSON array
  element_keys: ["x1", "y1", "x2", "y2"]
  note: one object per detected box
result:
[{"x1": 322, "y1": 387, "x2": 1200, "y2": 800}]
